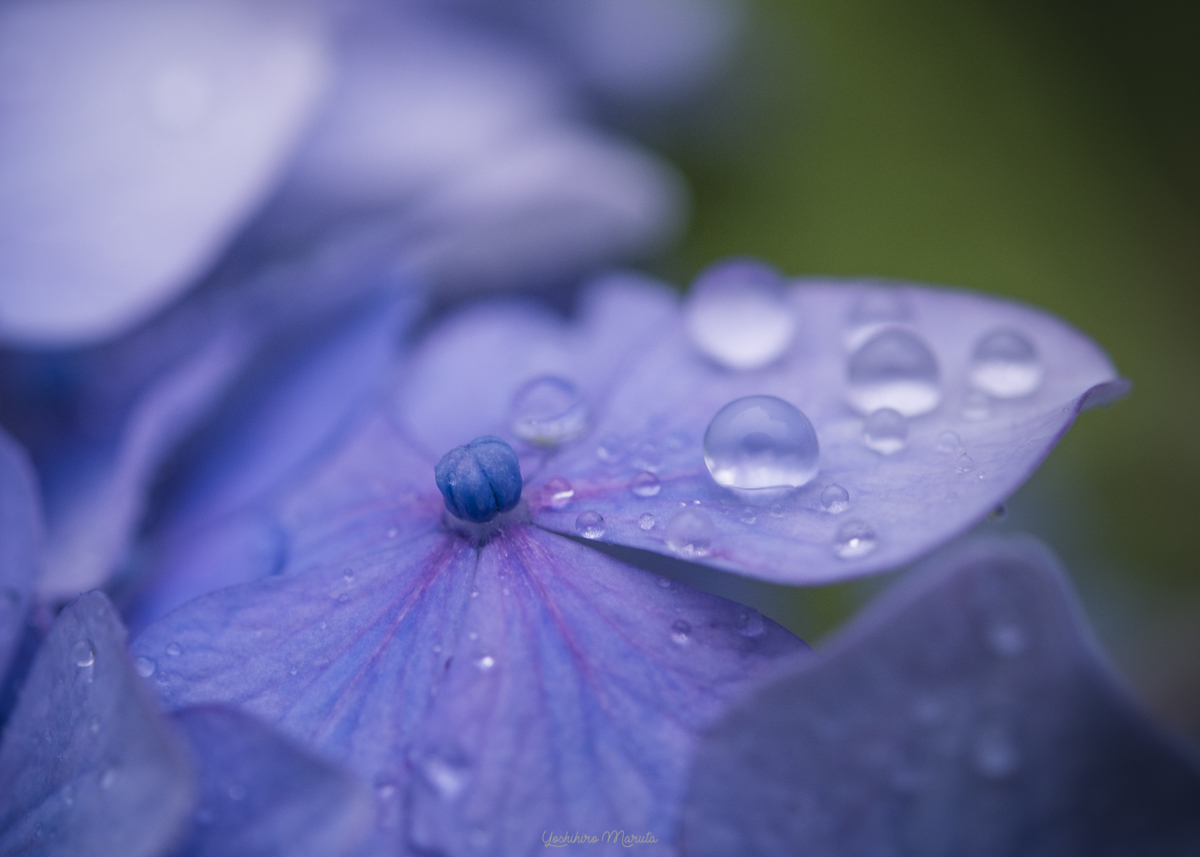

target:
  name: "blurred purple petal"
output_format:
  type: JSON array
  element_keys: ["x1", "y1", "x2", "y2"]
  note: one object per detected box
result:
[
  {"x1": 0, "y1": 592, "x2": 193, "y2": 856},
  {"x1": 132, "y1": 470, "x2": 803, "y2": 853},
  {"x1": 521, "y1": 278, "x2": 1123, "y2": 583},
  {"x1": 0, "y1": 0, "x2": 330, "y2": 346},
  {"x1": 0, "y1": 427, "x2": 39, "y2": 683},
  {"x1": 681, "y1": 536, "x2": 1200, "y2": 856},
  {"x1": 172, "y1": 705, "x2": 373, "y2": 857}
]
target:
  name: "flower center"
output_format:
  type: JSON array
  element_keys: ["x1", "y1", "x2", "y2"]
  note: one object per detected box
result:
[{"x1": 435, "y1": 435, "x2": 523, "y2": 523}]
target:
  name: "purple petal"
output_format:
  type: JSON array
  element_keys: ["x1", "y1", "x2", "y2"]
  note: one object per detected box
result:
[
  {"x1": 681, "y1": 536, "x2": 1200, "y2": 856},
  {"x1": 519, "y1": 279, "x2": 1124, "y2": 583},
  {"x1": 0, "y1": 0, "x2": 330, "y2": 346},
  {"x1": 132, "y1": 514, "x2": 803, "y2": 853},
  {"x1": 0, "y1": 592, "x2": 193, "y2": 856},
  {"x1": 0, "y1": 427, "x2": 40, "y2": 683},
  {"x1": 171, "y1": 705, "x2": 373, "y2": 857}
]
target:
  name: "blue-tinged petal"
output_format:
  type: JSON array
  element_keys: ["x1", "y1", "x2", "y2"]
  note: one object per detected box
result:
[
  {"x1": 171, "y1": 705, "x2": 373, "y2": 857},
  {"x1": 524, "y1": 279, "x2": 1125, "y2": 583},
  {"x1": 681, "y1": 536, "x2": 1200, "y2": 856},
  {"x1": 0, "y1": 592, "x2": 193, "y2": 856},
  {"x1": 132, "y1": 510, "x2": 803, "y2": 855},
  {"x1": 0, "y1": 0, "x2": 330, "y2": 347},
  {"x1": 0, "y1": 427, "x2": 40, "y2": 685}
]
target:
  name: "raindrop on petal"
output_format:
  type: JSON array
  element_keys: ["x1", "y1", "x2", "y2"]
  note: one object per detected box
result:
[
  {"x1": 956, "y1": 453, "x2": 976, "y2": 473},
  {"x1": 834, "y1": 520, "x2": 878, "y2": 559},
  {"x1": 666, "y1": 509, "x2": 715, "y2": 557},
  {"x1": 166, "y1": 642, "x2": 182, "y2": 657},
  {"x1": 509, "y1": 376, "x2": 589, "y2": 446},
  {"x1": 821, "y1": 484, "x2": 850, "y2": 513},
  {"x1": 638, "y1": 513, "x2": 656, "y2": 531},
  {"x1": 847, "y1": 328, "x2": 941, "y2": 416},
  {"x1": 970, "y1": 329, "x2": 1043, "y2": 398},
  {"x1": 685, "y1": 259, "x2": 795, "y2": 369},
  {"x1": 671, "y1": 620, "x2": 692, "y2": 645},
  {"x1": 420, "y1": 755, "x2": 470, "y2": 800},
  {"x1": 134, "y1": 657, "x2": 156, "y2": 678},
  {"x1": 862, "y1": 408, "x2": 908, "y2": 455},
  {"x1": 704, "y1": 395, "x2": 819, "y2": 489},
  {"x1": 736, "y1": 609, "x2": 766, "y2": 638},
  {"x1": 575, "y1": 511, "x2": 605, "y2": 539},
  {"x1": 542, "y1": 477, "x2": 574, "y2": 508},
  {"x1": 630, "y1": 471, "x2": 662, "y2": 497},
  {"x1": 936, "y1": 430, "x2": 963, "y2": 454},
  {"x1": 71, "y1": 640, "x2": 95, "y2": 668},
  {"x1": 474, "y1": 655, "x2": 496, "y2": 672}
]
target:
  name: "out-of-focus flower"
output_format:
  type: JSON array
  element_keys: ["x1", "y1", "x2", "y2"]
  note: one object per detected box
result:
[{"x1": 682, "y1": 536, "x2": 1200, "y2": 856}]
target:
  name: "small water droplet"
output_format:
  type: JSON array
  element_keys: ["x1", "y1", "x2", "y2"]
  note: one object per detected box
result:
[
  {"x1": 165, "y1": 642, "x2": 182, "y2": 657},
  {"x1": 542, "y1": 477, "x2": 574, "y2": 508},
  {"x1": 989, "y1": 503, "x2": 1008, "y2": 521},
  {"x1": 657, "y1": 577, "x2": 672, "y2": 589},
  {"x1": 343, "y1": 570, "x2": 355, "y2": 583},
  {"x1": 685, "y1": 259, "x2": 795, "y2": 369},
  {"x1": 956, "y1": 453, "x2": 975, "y2": 473},
  {"x1": 821, "y1": 484, "x2": 850, "y2": 513},
  {"x1": 474, "y1": 655, "x2": 496, "y2": 672},
  {"x1": 71, "y1": 640, "x2": 95, "y2": 668},
  {"x1": 972, "y1": 727, "x2": 1020, "y2": 780},
  {"x1": 666, "y1": 509, "x2": 715, "y2": 557},
  {"x1": 962, "y1": 390, "x2": 991, "y2": 421},
  {"x1": 99, "y1": 767, "x2": 118, "y2": 789},
  {"x1": 847, "y1": 328, "x2": 941, "y2": 416},
  {"x1": 704, "y1": 395, "x2": 820, "y2": 489},
  {"x1": 987, "y1": 623, "x2": 1026, "y2": 656},
  {"x1": 630, "y1": 471, "x2": 661, "y2": 498},
  {"x1": 834, "y1": 520, "x2": 878, "y2": 559},
  {"x1": 638, "y1": 513, "x2": 656, "y2": 531},
  {"x1": 936, "y1": 430, "x2": 963, "y2": 454},
  {"x1": 468, "y1": 632, "x2": 479, "y2": 641},
  {"x1": 595, "y1": 434, "x2": 624, "y2": 463},
  {"x1": 510, "y1": 376, "x2": 588, "y2": 446},
  {"x1": 227, "y1": 783, "x2": 247, "y2": 801},
  {"x1": 736, "y1": 609, "x2": 766, "y2": 638},
  {"x1": 970, "y1": 329, "x2": 1042, "y2": 398},
  {"x1": 421, "y1": 755, "x2": 470, "y2": 800},
  {"x1": 862, "y1": 408, "x2": 908, "y2": 454},
  {"x1": 470, "y1": 587, "x2": 480, "y2": 598},
  {"x1": 337, "y1": 593, "x2": 350, "y2": 603},
  {"x1": 671, "y1": 620, "x2": 692, "y2": 645},
  {"x1": 575, "y1": 510, "x2": 605, "y2": 539},
  {"x1": 739, "y1": 506, "x2": 757, "y2": 524},
  {"x1": 134, "y1": 657, "x2": 156, "y2": 678}
]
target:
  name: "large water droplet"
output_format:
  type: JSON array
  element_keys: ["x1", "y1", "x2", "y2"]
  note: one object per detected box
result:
[
  {"x1": 666, "y1": 509, "x2": 715, "y2": 557},
  {"x1": 575, "y1": 511, "x2": 605, "y2": 539},
  {"x1": 821, "y1": 484, "x2": 850, "y2": 513},
  {"x1": 509, "y1": 376, "x2": 588, "y2": 446},
  {"x1": 704, "y1": 396, "x2": 819, "y2": 489},
  {"x1": 970, "y1": 329, "x2": 1043, "y2": 398},
  {"x1": 542, "y1": 477, "x2": 574, "y2": 509},
  {"x1": 684, "y1": 259, "x2": 795, "y2": 369},
  {"x1": 834, "y1": 520, "x2": 878, "y2": 559},
  {"x1": 847, "y1": 328, "x2": 941, "y2": 416},
  {"x1": 630, "y1": 471, "x2": 661, "y2": 498},
  {"x1": 972, "y1": 727, "x2": 1020, "y2": 779},
  {"x1": 71, "y1": 640, "x2": 95, "y2": 668},
  {"x1": 862, "y1": 408, "x2": 908, "y2": 454},
  {"x1": 134, "y1": 657, "x2": 156, "y2": 678},
  {"x1": 638, "y1": 513, "x2": 656, "y2": 531},
  {"x1": 671, "y1": 620, "x2": 692, "y2": 645}
]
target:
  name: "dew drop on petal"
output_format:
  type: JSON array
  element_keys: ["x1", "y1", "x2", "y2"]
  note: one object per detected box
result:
[
  {"x1": 956, "y1": 453, "x2": 975, "y2": 473},
  {"x1": 630, "y1": 471, "x2": 662, "y2": 498},
  {"x1": 134, "y1": 657, "x2": 156, "y2": 678},
  {"x1": 595, "y1": 434, "x2": 624, "y2": 463},
  {"x1": 834, "y1": 520, "x2": 878, "y2": 559},
  {"x1": 821, "y1": 484, "x2": 850, "y2": 513},
  {"x1": 970, "y1": 328, "x2": 1043, "y2": 398},
  {"x1": 166, "y1": 642, "x2": 182, "y2": 657},
  {"x1": 685, "y1": 259, "x2": 795, "y2": 369},
  {"x1": 849, "y1": 288, "x2": 909, "y2": 328},
  {"x1": 421, "y1": 755, "x2": 470, "y2": 801},
  {"x1": 736, "y1": 609, "x2": 766, "y2": 638},
  {"x1": 71, "y1": 640, "x2": 95, "y2": 668},
  {"x1": 575, "y1": 511, "x2": 605, "y2": 539},
  {"x1": 704, "y1": 395, "x2": 819, "y2": 489},
  {"x1": 657, "y1": 577, "x2": 673, "y2": 589},
  {"x1": 962, "y1": 390, "x2": 992, "y2": 422},
  {"x1": 638, "y1": 513, "x2": 656, "y2": 531},
  {"x1": 474, "y1": 655, "x2": 496, "y2": 672},
  {"x1": 509, "y1": 376, "x2": 588, "y2": 446},
  {"x1": 542, "y1": 477, "x2": 574, "y2": 509},
  {"x1": 847, "y1": 328, "x2": 941, "y2": 416},
  {"x1": 972, "y1": 727, "x2": 1021, "y2": 780},
  {"x1": 936, "y1": 430, "x2": 963, "y2": 454},
  {"x1": 862, "y1": 408, "x2": 908, "y2": 455},
  {"x1": 739, "y1": 506, "x2": 758, "y2": 524},
  {"x1": 666, "y1": 509, "x2": 715, "y2": 557},
  {"x1": 671, "y1": 620, "x2": 692, "y2": 645}
]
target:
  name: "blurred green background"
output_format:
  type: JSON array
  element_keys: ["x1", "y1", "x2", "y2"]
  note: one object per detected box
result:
[{"x1": 659, "y1": 0, "x2": 1200, "y2": 740}]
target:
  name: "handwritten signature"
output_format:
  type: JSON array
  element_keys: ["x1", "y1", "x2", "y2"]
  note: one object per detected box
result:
[{"x1": 542, "y1": 830, "x2": 660, "y2": 848}]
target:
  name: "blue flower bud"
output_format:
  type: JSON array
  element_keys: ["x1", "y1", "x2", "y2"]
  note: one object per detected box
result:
[{"x1": 435, "y1": 435, "x2": 523, "y2": 523}]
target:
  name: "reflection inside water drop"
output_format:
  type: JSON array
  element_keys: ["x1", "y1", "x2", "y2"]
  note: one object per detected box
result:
[
  {"x1": 847, "y1": 328, "x2": 941, "y2": 416},
  {"x1": 834, "y1": 520, "x2": 877, "y2": 559},
  {"x1": 71, "y1": 640, "x2": 95, "y2": 668},
  {"x1": 685, "y1": 259, "x2": 795, "y2": 369},
  {"x1": 630, "y1": 471, "x2": 661, "y2": 498},
  {"x1": 970, "y1": 328, "x2": 1042, "y2": 398},
  {"x1": 666, "y1": 509, "x2": 715, "y2": 557},
  {"x1": 862, "y1": 408, "x2": 908, "y2": 454},
  {"x1": 704, "y1": 396, "x2": 819, "y2": 490},
  {"x1": 671, "y1": 620, "x2": 692, "y2": 645},
  {"x1": 542, "y1": 477, "x2": 574, "y2": 508},
  {"x1": 821, "y1": 484, "x2": 849, "y2": 513},
  {"x1": 575, "y1": 511, "x2": 605, "y2": 539},
  {"x1": 510, "y1": 376, "x2": 588, "y2": 446}
]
